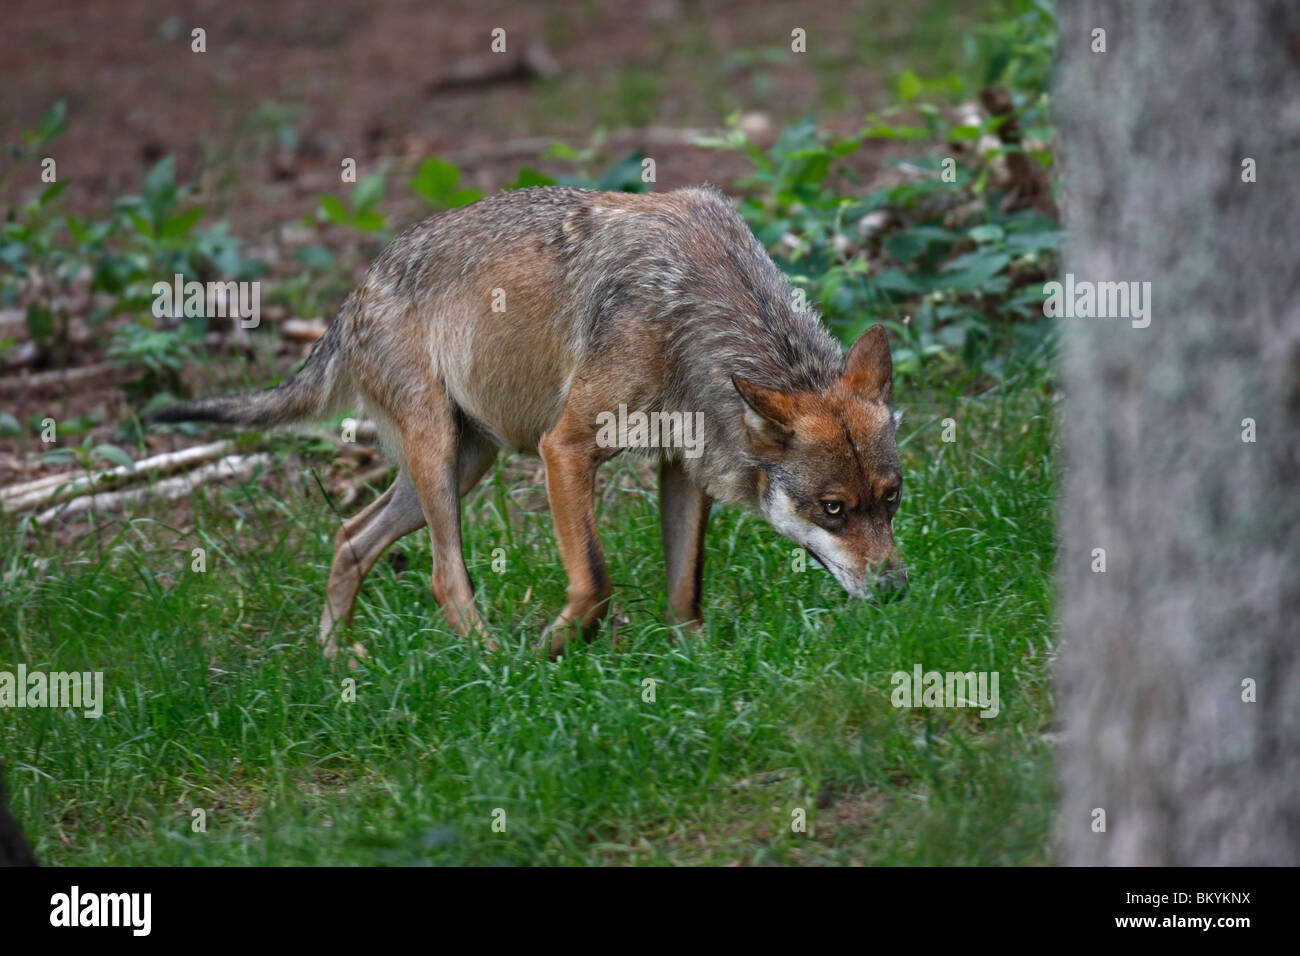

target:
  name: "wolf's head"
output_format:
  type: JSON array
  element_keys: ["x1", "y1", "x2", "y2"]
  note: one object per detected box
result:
[{"x1": 734, "y1": 323, "x2": 906, "y2": 600}]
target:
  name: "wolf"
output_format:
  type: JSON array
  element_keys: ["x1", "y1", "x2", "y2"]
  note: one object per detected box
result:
[{"x1": 152, "y1": 185, "x2": 906, "y2": 658}]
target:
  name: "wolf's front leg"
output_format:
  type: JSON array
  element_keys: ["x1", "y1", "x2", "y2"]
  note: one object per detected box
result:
[
  {"x1": 659, "y1": 460, "x2": 712, "y2": 632},
  {"x1": 538, "y1": 420, "x2": 613, "y2": 659}
]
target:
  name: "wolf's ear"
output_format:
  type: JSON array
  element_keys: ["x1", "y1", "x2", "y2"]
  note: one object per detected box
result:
[
  {"x1": 842, "y1": 324, "x2": 893, "y2": 405},
  {"x1": 733, "y1": 376, "x2": 796, "y2": 451}
]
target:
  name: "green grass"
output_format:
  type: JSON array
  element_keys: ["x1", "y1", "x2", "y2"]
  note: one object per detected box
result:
[{"x1": 0, "y1": 370, "x2": 1057, "y2": 865}]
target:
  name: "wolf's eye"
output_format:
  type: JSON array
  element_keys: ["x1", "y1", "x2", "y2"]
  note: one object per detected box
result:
[{"x1": 822, "y1": 501, "x2": 843, "y2": 516}]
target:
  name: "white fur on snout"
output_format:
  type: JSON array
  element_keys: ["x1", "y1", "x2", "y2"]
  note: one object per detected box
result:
[{"x1": 764, "y1": 486, "x2": 868, "y2": 597}]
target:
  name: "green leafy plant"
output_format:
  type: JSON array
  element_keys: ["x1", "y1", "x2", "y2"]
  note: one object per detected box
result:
[
  {"x1": 318, "y1": 169, "x2": 388, "y2": 232},
  {"x1": 100, "y1": 156, "x2": 224, "y2": 317},
  {"x1": 107, "y1": 319, "x2": 202, "y2": 400},
  {"x1": 504, "y1": 133, "x2": 652, "y2": 193},
  {"x1": 2, "y1": 113, "x2": 263, "y2": 379},
  {"x1": 1, "y1": 180, "x2": 81, "y2": 365},
  {"x1": 549, "y1": 146, "x2": 650, "y2": 193},
  {"x1": 698, "y1": 0, "x2": 1059, "y2": 388},
  {"x1": 409, "y1": 158, "x2": 483, "y2": 209},
  {"x1": 38, "y1": 434, "x2": 136, "y2": 472},
  {"x1": 0, "y1": 101, "x2": 82, "y2": 365}
]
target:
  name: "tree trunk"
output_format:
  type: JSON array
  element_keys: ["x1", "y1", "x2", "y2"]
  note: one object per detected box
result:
[{"x1": 1056, "y1": 0, "x2": 1300, "y2": 865}]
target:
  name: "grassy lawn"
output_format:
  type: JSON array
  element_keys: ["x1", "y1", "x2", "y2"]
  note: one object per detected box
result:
[{"x1": 0, "y1": 365, "x2": 1057, "y2": 865}]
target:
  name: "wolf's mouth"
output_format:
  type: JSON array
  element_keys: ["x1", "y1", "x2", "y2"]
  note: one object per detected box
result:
[{"x1": 802, "y1": 547, "x2": 872, "y2": 599}]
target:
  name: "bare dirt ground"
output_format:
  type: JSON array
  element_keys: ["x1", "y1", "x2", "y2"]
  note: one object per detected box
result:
[{"x1": 1, "y1": 0, "x2": 933, "y2": 217}]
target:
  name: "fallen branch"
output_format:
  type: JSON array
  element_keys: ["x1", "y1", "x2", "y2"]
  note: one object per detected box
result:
[
  {"x1": 2, "y1": 441, "x2": 232, "y2": 513},
  {"x1": 428, "y1": 42, "x2": 560, "y2": 94},
  {"x1": 0, "y1": 470, "x2": 78, "y2": 503},
  {"x1": 0, "y1": 361, "x2": 124, "y2": 395},
  {"x1": 290, "y1": 420, "x2": 380, "y2": 447},
  {"x1": 33, "y1": 453, "x2": 271, "y2": 526}
]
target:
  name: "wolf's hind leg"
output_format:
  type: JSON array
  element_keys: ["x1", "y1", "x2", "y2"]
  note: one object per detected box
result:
[
  {"x1": 399, "y1": 387, "x2": 492, "y2": 644},
  {"x1": 319, "y1": 470, "x2": 426, "y2": 658},
  {"x1": 456, "y1": 428, "x2": 499, "y2": 496},
  {"x1": 318, "y1": 427, "x2": 497, "y2": 658}
]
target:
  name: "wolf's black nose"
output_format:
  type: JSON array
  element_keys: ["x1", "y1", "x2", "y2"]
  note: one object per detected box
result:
[{"x1": 873, "y1": 567, "x2": 909, "y2": 602}]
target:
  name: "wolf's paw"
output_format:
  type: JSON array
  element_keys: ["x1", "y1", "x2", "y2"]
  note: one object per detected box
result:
[
  {"x1": 540, "y1": 612, "x2": 602, "y2": 660},
  {"x1": 322, "y1": 639, "x2": 369, "y2": 670}
]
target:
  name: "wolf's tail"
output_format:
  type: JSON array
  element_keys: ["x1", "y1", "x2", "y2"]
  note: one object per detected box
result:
[{"x1": 148, "y1": 302, "x2": 352, "y2": 428}]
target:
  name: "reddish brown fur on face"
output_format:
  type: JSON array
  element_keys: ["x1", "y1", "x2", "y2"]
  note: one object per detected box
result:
[
  {"x1": 784, "y1": 392, "x2": 902, "y2": 573},
  {"x1": 738, "y1": 325, "x2": 905, "y2": 587}
]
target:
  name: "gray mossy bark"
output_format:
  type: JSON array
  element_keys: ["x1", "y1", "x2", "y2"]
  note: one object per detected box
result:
[{"x1": 1056, "y1": 1, "x2": 1300, "y2": 865}]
